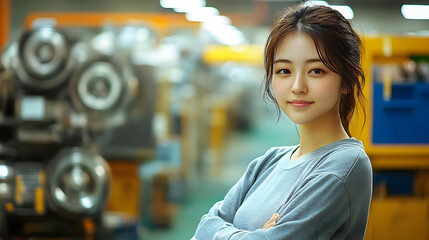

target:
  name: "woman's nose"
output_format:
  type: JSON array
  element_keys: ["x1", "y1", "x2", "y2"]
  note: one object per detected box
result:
[{"x1": 291, "y1": 73, "x2": 307, "y2": 94}]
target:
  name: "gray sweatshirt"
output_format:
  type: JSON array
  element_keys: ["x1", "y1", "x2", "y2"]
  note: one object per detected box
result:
[{"x1": 192, "y1": 138, "x2": 372, "y2": 240}]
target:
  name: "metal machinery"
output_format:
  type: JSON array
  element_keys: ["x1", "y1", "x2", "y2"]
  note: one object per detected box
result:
[{"x1": 0, "y1": 24, "x2": 153, "y2": 239}]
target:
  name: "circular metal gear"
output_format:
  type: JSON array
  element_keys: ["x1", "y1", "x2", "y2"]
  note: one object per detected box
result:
[
  {"x1": 69, "y1": 56, "x2": 134, "y2": 129},
  {"x1": 76, "y1": 61, "x2": 123, "y2": 111},
  {"x1": 45, "y1": 148, "x2": 110, "y2": 218},
  {"x1": 15, "y1": 27, "x2": 74, "y2": 91}
]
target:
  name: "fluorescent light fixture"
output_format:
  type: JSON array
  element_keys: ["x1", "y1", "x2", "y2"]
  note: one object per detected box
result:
[
  {"x1": 211, "y1": 25, "x2": 246, "y2": 45},
  {"x1": 202, "y1": 17, "x2": 246, "y2": 45},
  {"x1": 304, "y1": 1, "x2": 354, "y2": 19},
  {"x1": 218, "y1": 27, "x2": 246, "y2": 45},
  {"x1": 203, "y1": 15, "x2": 232, "y2": 26},
  {"x1": 160, "y1": 0, "x2": 178, "y2": 8},
  {"x1": 174, "y1": 7, "x2": 197, "y2": 13},
  {"x1": 161, "y1": 0, "x2": 206, "y2": 11},
  {"x1": 401, "y1": 4, "x2": 429, "y2": 20},
  {"x1": 161, "y1": 0, "x2": 246, "y2": 45},
  {"x1": 304, "y1": 1, "x2": 329, "y2": 7},
  {"x1": 186, "y1": 7, "x2": 219, "y2": 22},
  {"x1": 174, "y1": 0, "x2": 206, "y2": 13},
  {"x1": 331, "y1": 5, "x2": 354, "y2": 19}
]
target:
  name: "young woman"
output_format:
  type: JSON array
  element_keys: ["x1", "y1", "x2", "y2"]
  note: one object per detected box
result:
[{"x1": 192, "y1": 4, "x2": 372, "y2": 240}]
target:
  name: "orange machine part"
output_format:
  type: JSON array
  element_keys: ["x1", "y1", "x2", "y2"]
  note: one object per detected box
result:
[
  {"x1": 105, "y1": 161, "x2": 140, "y2": 218},
  {"x1": 0, "y1": 0, "x2": 10, "y2": 50},
  {"x1": 24, "y1": 12, "x2": 200, "y2": 35}
]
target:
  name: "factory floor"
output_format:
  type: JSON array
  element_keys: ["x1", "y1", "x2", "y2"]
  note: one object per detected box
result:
[{"x1": 143, "y1": 110, "x2": 299, "y2": 240}]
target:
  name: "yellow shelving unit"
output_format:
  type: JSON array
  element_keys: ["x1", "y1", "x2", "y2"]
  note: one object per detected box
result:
[
  {"x1": 351, "y1": 35, "x2": 429, "y2": 169},
  {"x1": 358, "y1": 35, "x2": 429, "y2": 240}
]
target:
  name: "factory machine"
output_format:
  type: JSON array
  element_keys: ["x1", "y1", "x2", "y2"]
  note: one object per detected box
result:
[
  {"x1": 0, "y1": 23, "x2": 155, "y2": 239},
  {"x1": 358, "y1": 36, "x2": 429, "y2": 240}
]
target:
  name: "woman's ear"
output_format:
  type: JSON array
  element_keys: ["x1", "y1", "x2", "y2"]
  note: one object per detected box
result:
[{"x1": 341, "y1": 84, "x2": 349, "y2": 95}]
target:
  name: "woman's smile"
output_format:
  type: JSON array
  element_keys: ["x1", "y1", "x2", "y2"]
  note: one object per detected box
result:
[{"x1": 288, "y1": 100, "x2": 314, "y2": 108}]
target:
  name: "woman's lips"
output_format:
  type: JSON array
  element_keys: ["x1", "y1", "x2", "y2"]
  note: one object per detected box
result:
[{"x1": 288, "y1": 100, "x2": 314, "y2": 108}]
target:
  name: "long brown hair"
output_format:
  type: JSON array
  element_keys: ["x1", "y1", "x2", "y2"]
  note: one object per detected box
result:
[{"x1": 263, "y1": 4, "x2": 366, "y2": 136}]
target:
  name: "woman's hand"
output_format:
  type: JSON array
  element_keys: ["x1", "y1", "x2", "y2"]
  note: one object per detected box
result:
[{"x1": 262, "y1": 213, "x2": 280, "y2": 229}]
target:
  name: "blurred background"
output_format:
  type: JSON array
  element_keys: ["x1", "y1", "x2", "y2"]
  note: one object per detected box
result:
[{"x1": 0, "y1": 0, "x2": 428, "y2": 239}]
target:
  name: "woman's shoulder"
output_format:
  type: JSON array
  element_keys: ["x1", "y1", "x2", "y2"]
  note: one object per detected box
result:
[{"x1": 314, "y1": 139, "x2": 371, "y2": 182}]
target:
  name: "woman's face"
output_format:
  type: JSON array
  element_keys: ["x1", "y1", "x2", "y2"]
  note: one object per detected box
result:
[{"x1": 272, "y1": 32, "x2": 343, "y2": 125}]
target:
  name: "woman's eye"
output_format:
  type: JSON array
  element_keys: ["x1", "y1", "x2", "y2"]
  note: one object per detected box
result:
[
  {"x1": 276, "y1": 69, "x2": 291, "y2": 75},
  {"x1": 309, "y1": 68, "x2": 325, "y2": 74}
]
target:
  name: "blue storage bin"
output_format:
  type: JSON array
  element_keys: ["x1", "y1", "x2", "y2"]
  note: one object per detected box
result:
[{"x1": 373, "y1": 81, "x2": 429, "y2": 144}]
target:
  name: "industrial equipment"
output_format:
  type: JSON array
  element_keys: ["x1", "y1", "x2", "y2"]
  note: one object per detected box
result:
[{"x1": 0, "y1": 24, "x2": 146, "y2": 239}]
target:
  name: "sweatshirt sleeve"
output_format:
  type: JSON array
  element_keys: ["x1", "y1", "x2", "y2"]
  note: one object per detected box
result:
[
  {"x1": 201, "y1": 173, "x2": 351, "y2": 240},
  {"x1": 192, "y1": 151, "x2": 274, "y2": 240},
  {"x1": 266, "y1": 173, "x2": 351, "y2": 240}
]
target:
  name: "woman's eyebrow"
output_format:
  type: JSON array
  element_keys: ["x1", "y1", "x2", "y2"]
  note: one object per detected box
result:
[
  {"x1": 306, "y1": 58, "x2": 322, "y2": 63},
  {"x1": 274, "y1": 59, "x2": 292, "y2": 64},
  {"x1": 274, "y1": 58, "x2": 322, "y2": 64}
]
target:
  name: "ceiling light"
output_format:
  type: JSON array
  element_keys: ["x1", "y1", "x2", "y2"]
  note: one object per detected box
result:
[
  {"x1": 202, "y1": 15, "x2": 232, "y2": 26},
  {"x1": 304, "y1": 1, "x2": 329, "y2": 7},
  {"x1": 174, "y1": 0, "x2": 206, "y2": 13},
  {"x1": 401, "y1": 4, "x2": 429, "y2": 20},
  {"x1": 160, "y1": 0, "x2": 178, "y2": 8},
  {"x1": 185, "y1": 7, "x2": 220, "y2": 22},
  {"x1": 330, "y1": 5, "x2": 354, "y2": 19},
  {"x1": 304, "y1": 1, "x2": 354, "y2": 20}
]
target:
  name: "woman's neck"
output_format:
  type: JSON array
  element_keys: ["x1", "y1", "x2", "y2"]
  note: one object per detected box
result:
[{"x1": 291, "y1": 107, "x2": 349, "y2": 161}]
